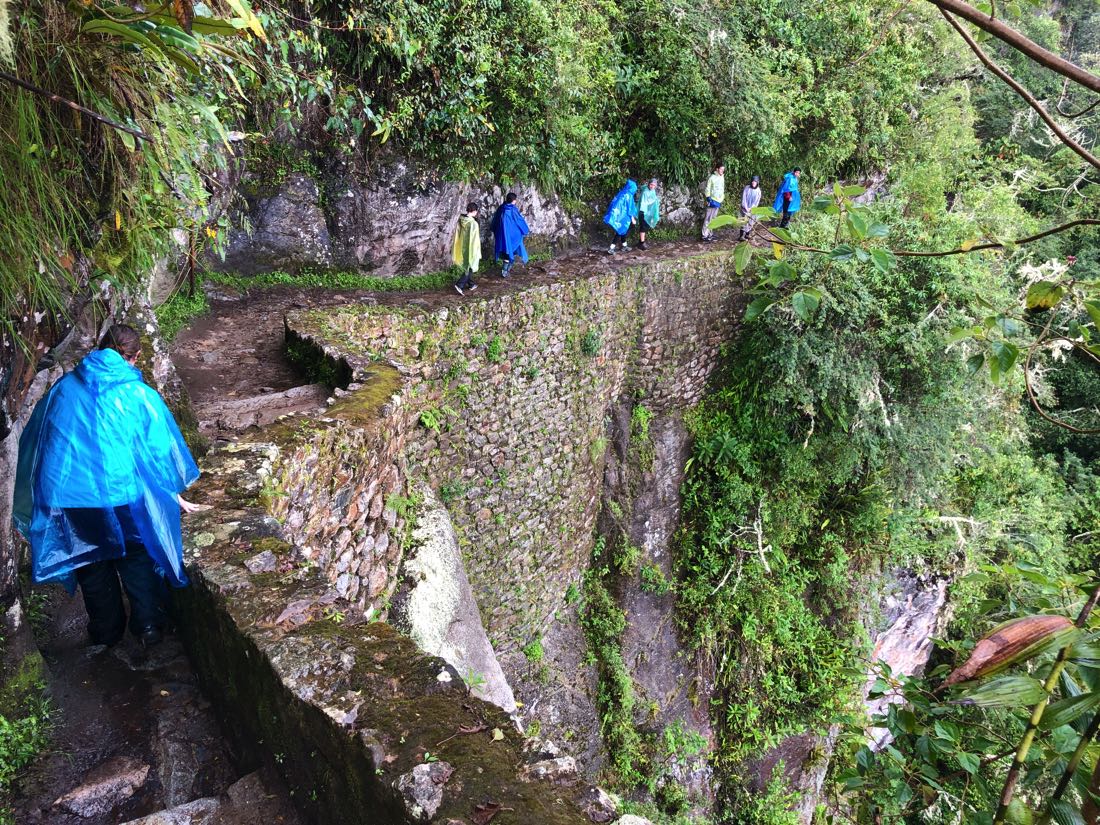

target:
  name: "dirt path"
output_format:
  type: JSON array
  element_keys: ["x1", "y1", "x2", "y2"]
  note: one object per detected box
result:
[
  {"x1": 10, "y1": 591, "x2": 300, "y2": 824},
  {"x1": 172, "y1": 236, "x2": 736, "y2": 438}
]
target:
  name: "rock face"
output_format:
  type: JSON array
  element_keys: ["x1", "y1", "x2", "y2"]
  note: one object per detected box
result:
[
  {"x1": 866, "y1": 571, "x2": 952, "y2": 748},
  {"x1": 392, "y1": 489, "x2": 518, "y2": 712},
  {"x1": 217, "y1": 159, "x2": 580, "y2": 277},
  {"x1": 222, "y1": 173, "x2": 332, "y2": 275}
]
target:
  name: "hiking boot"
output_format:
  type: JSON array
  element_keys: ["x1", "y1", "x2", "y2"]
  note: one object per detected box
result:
[
  {"x1": 468, "y1": 284, "x2": 478, "y2": 292},
  {"x1": 454, "y1": 284, "x2": 464, "y2": 296},
  {"x1": 607, "y1": 244, "x2": 616, "y2": 254},
  {"x1": 639, "y1": 241, "x2": 648, "y2": 250},
  {"x1": 139, "y1": 626, "x2": 163, "y2": 648}
]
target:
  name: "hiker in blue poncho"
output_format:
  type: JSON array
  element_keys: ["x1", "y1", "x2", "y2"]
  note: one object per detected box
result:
[
  {"x1": 490, "y1": 192, "x2": 530, "y2": 278},
  {"x1": 14, "y1": 325, "x2": 201, "y2": 647},
  {"x1": 638, "y1": 179, "x2": 660, "y2": 251},
  {"x1": 773, "y1": 168, "x2": 801, "y2": 228},
  {"x1": 604, "y1": 179, "x2": 639, "y2": 254}
]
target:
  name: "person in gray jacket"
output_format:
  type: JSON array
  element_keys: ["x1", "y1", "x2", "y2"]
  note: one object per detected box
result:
[{"x1": 739, "y1": 175, "x2": 762, "y2": 241}]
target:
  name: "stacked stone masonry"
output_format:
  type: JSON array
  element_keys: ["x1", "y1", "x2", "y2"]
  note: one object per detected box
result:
[{"x1": 286, "y1": 252, "x2": 743, "y2": 642}]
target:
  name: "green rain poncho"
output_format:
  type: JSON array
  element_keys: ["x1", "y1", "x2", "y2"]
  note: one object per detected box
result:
[
  {"x1": 639, "y1": 187, "x2": 660, "y2": 227},
  {"x1": 452, "y1": 215, "x2": 482, "y2": 272}
]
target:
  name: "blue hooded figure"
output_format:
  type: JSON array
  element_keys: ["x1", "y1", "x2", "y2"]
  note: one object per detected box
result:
[
  {"x1": 490, "y1": 193, "x2": 530, "y2": 278},
  {"x1": 773, "y1": 169, "x2": 802, "y2": 228},
  {"x1": 14, "y1": 325, "x2": 199, "y2": 646},
  {"x1": 604, "y1": 180, "x2": 639, "y2": 253}
]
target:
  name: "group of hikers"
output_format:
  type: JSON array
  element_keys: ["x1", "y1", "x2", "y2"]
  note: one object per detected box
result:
[{"x1": 451, "y1": 165, "x2": 803, "y2": 294}]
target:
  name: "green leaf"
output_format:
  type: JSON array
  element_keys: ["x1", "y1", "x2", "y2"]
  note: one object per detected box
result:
[
  {"x1": 866, "y1": 222, "x2": 890, "y2": 238},
  {"x1": 82, "y1": 19, "x2": 160, "y2": 50},
  {"x1": 994, "y1": 317, "x2": 1025, "y2": 337},
  {"x1": 791, "y1": 290, "x2": 821, "y2": 322},
  {"x1": 1085, "y1": 300, "x2": 1100, "y2": 329},
  {"x1": 1050, "y1": 799, "x2": 1085, "y2": 825},
  {"x1": 744, "y1": 296, "x2": 773, "y2": 323},
  {"x1": 846, "y1": 212, "x2": 868, "y2": 239},
  {"x1": 842, "y1": 184, "x2": 866, "y2": 197},
  {"x1": 870, "y1": 248, "x2": 896, "y2": 273},
  {"x1": 967, "y1": 353, "x2": 985, "y2": 376},
  {"x1": 750, "y1": 206, "x2": 777, "y2": 218},
  {"x1": 734, "y1": 241, "x2": 753, "y2": 274},
  {"x1": 769, "y1": 226, "x2": 794, "y2": 244},
  {"x1": 829, "y1": 244, "x2": 856, "y2": 261},
  {"x1": 947, "y1": 326, "x2": 975, "y2": 345},
  {"x1": 1026, "y1": 280, "x2": 1066, "y2": 310},
  {"x1": 708, "y1": 214, "x2": 738, "y2": 231},
  {"x1": 956, "y1": 752, "x2": 980, "y2": 774},
  {"x1": 957, "y1": 675, "x2": 1047, "y2": 708},
  {"x1": 1038, "y1": 691, "x2": 1100, "y2": 730},
  {"x1": 989, "y1": 341, "x2": 1020, "y2": 382}
]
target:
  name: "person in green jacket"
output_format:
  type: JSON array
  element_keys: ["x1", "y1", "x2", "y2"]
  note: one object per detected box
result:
[
  {"x1": 453, "y1": 202, "x2": 481, "y2": 295},
  {"x1": 638, "y1": 179, "x2": 660, "y2": 251},
  {"x1": 702, "y1": 163, "x2": 725, "y2": 242}
]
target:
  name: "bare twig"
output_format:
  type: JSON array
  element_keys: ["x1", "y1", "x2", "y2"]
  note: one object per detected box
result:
[
  {"x1": 939, "y1": 10, "x2": 1100, "y2": 172},
  {"x1": 0, "y1": 69, "x2": 151, "y2": 142}
]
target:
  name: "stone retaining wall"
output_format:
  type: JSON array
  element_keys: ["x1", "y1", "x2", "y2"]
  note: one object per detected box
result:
[
  {"x1": 286, "y1": 252, "x2": 744, "y2": 643},
  {"x1": 178, "y1": 434, "x2": 593, "y2": 825}
]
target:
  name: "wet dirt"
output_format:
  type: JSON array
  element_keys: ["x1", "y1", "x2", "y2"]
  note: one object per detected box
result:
[{"x1": 9, "y1": 590, "x2": 299, "y2": 825}]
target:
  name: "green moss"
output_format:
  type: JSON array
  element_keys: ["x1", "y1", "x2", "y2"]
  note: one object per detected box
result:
[{"x1": 325, "y1": 364, "x2": 404, "y2": 427}]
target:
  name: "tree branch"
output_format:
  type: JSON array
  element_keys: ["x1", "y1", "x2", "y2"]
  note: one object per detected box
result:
[
  {"x1": 0, "y1": 70, "x2": 152, "y2": 142},
  {"x1": 924, "y1": 0, "x2": 1100, "y2": 94},
  {"x1": 940, "y1": 10, "x2": 1099, "y2": 171}
]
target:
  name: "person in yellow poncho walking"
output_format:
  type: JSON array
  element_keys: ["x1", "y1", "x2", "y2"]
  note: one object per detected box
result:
[{"x1": 453, "y1": 202, "x2": 482, "y2": 295}]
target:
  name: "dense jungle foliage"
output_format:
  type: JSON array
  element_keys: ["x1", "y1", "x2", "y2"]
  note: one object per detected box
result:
[{"x1": 1, "y1": 0, "x2": 1098, "y2": 823}]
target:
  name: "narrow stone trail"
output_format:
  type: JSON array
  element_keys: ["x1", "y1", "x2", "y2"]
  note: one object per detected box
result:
[
  {"x1": 10, "y1": 591, "x2": 301, "y2": 825},
  {"x1": 172, "y1": 235, "x2": 740, "y2": 439}
]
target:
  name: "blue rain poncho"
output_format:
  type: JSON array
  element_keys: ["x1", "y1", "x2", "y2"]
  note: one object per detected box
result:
[
  {"x1": 13, "y1": 348, "x2": 199, "y2": 592},
  {"x1": 639, "y1": 187, "x2": 660, "y2": 228},
  {"x1": 773, "y1": 172, "x2": 801, "y2": 213},
  {"x1": 490, "y1": 203, "x2": 530, "y2": 263},
  {"x1": 604, "y1": 180, "x2": 639, "y2": 236}
]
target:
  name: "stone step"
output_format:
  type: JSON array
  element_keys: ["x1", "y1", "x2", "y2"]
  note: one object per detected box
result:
[
  {"x1": 196, "y1": 383, "x2": 329, "y2": 435},
  {"x1": 121, "y1": 771, "x2": 300, "y2": 825}
]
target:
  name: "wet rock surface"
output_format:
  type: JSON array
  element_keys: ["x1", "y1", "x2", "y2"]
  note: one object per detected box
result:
[
  {"x1": 217, "y1": 161, "x2": 580, "y2": 278},
  {"x1": 8, "y1": 589, "x2": 299, "y2": 825}
]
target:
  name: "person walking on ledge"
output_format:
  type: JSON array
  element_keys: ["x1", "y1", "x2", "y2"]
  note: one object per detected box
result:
[
  {"x1": 739, "y1": 175, "x2": 762, "y2": 241},
  {"x1": 453, "y1": 201, "x2": 482, "y2": 295},
  {"x1": 13, "y1": 324, "x2": 201, "y2": 648},
  {"x1": 638, "y1": 179, "x2": 660, "y2": 250},
  {"x1": 490, "y1": 192, "x2": 530, "y2": 278},
  {"x1": 702, "y1": 163, "x2": 725, "y2": 242},
  {"x1": 605, "y1": 179, "x2": 639, "y2": 254},
  {"x1": 774, "y1": 168, "x2": 801, "y2": 228}
]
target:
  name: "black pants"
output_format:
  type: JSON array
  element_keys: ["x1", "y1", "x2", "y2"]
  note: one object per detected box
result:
[
  {"x1": 780, "y1": 202, "x2": 793, "y2": 228},
  {"x1": 455, "y1": 267, "x2": 475, "y2": 289},
  {"x1": 68, "y1": 507, "x2": 167, "y2": 645}
]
